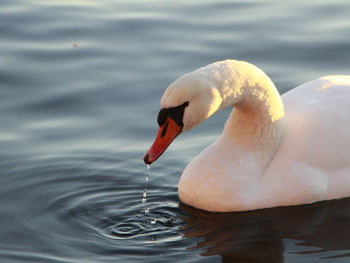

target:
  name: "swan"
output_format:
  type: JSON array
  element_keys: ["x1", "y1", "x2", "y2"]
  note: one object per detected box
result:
[{"x1": 143, "y1": 60, "x2": 350, "y2": 212}]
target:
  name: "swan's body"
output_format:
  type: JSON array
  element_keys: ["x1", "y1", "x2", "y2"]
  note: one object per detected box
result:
[{"x1": 144, "y1": 60, "x2": 350, "y2": 212}]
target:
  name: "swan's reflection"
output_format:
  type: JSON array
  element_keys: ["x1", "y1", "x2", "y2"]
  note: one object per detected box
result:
[{"x1": 180, "y1": 198, "x2": 350, "y2": 263}]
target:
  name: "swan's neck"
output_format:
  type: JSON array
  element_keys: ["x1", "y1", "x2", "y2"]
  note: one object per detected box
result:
[
  {"x1": 211, "y1": 60, "x2": 285, "y2": 171},
  {"x1": 178, "y1": 60, "x2": 286, "y2": 211}
]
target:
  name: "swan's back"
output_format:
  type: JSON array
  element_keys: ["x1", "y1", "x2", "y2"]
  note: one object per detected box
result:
[{"x1": 264, "y1": 76, "x2": 350, "y2": 204}]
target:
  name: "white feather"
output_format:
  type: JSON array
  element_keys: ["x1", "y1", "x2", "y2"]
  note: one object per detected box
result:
[{"x1": 160, "y1": 60, "x2": 350, "y2": 212}]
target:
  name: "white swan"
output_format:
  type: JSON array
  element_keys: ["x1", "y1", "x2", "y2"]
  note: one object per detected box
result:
[{"x1": 143, "y1": 60, "x2": 350, "y2": 212}]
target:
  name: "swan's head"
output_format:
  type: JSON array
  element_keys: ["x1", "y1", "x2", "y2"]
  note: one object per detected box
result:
[{"x1": 143, "y1": 71, "x2": 223, "y2": 164}]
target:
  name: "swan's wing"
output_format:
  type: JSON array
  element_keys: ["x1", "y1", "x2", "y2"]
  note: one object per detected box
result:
[{"x1": 264, "y1": 76, "x2": 350, "y2": 202}]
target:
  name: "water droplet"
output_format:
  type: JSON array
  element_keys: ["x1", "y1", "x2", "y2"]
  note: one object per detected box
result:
[
  {"x1": 141, "y1": 165, "x2": 150, "y2": 205},
  {"x1": 141, "y1": 165, "x2": 151, "y2": 214}
]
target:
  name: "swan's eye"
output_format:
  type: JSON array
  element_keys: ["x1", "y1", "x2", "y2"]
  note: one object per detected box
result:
[
  {"x1": 157, "y1": 101, "x2": 189, "y2": 127},
  {"x1": 183, "y1": 101, "x2": 189, "y2": 107}
]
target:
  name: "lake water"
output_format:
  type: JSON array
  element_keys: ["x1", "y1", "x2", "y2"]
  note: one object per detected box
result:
[{"x1": 1, "y1": 0, "x2": 350, "y2": 262}]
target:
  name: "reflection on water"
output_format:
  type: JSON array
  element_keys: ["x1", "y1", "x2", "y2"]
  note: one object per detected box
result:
[{"x1": 180, "y1": 198, "x2": 350, "y2": 262}]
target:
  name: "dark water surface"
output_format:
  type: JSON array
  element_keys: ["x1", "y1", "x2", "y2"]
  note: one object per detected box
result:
[{"x1": 1, "y1": 0, "x2": 350, "y2": 262}]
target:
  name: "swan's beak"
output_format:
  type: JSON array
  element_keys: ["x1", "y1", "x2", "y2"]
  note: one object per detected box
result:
[{"x1": 143, "y1": 117, "x2": 182, "y2": 164}]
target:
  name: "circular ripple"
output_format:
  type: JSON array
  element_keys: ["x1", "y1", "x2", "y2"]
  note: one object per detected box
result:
[
  {"x1": 109, "y1": 219, "x2": 144, "y2": 238},
  {"x1": 90, "y1": 205, "x2": 180, "y2": 241},
  {"x1": 41, "y1": 156, "x2": 185, "y2": 245}
]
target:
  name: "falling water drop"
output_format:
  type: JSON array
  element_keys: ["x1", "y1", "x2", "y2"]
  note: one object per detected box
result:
[{"x1": 142, "y1": 165, "x2": 150, "y2": 212}]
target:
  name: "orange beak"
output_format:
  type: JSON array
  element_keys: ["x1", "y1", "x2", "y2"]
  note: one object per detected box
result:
[{"x1": 143, "y1": 117, "x2": 182, "y2": 164}]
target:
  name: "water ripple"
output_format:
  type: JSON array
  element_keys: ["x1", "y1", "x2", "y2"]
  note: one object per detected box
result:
[{"x1": 26, "y1": 154, "x2": 185, "y2": 248}]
